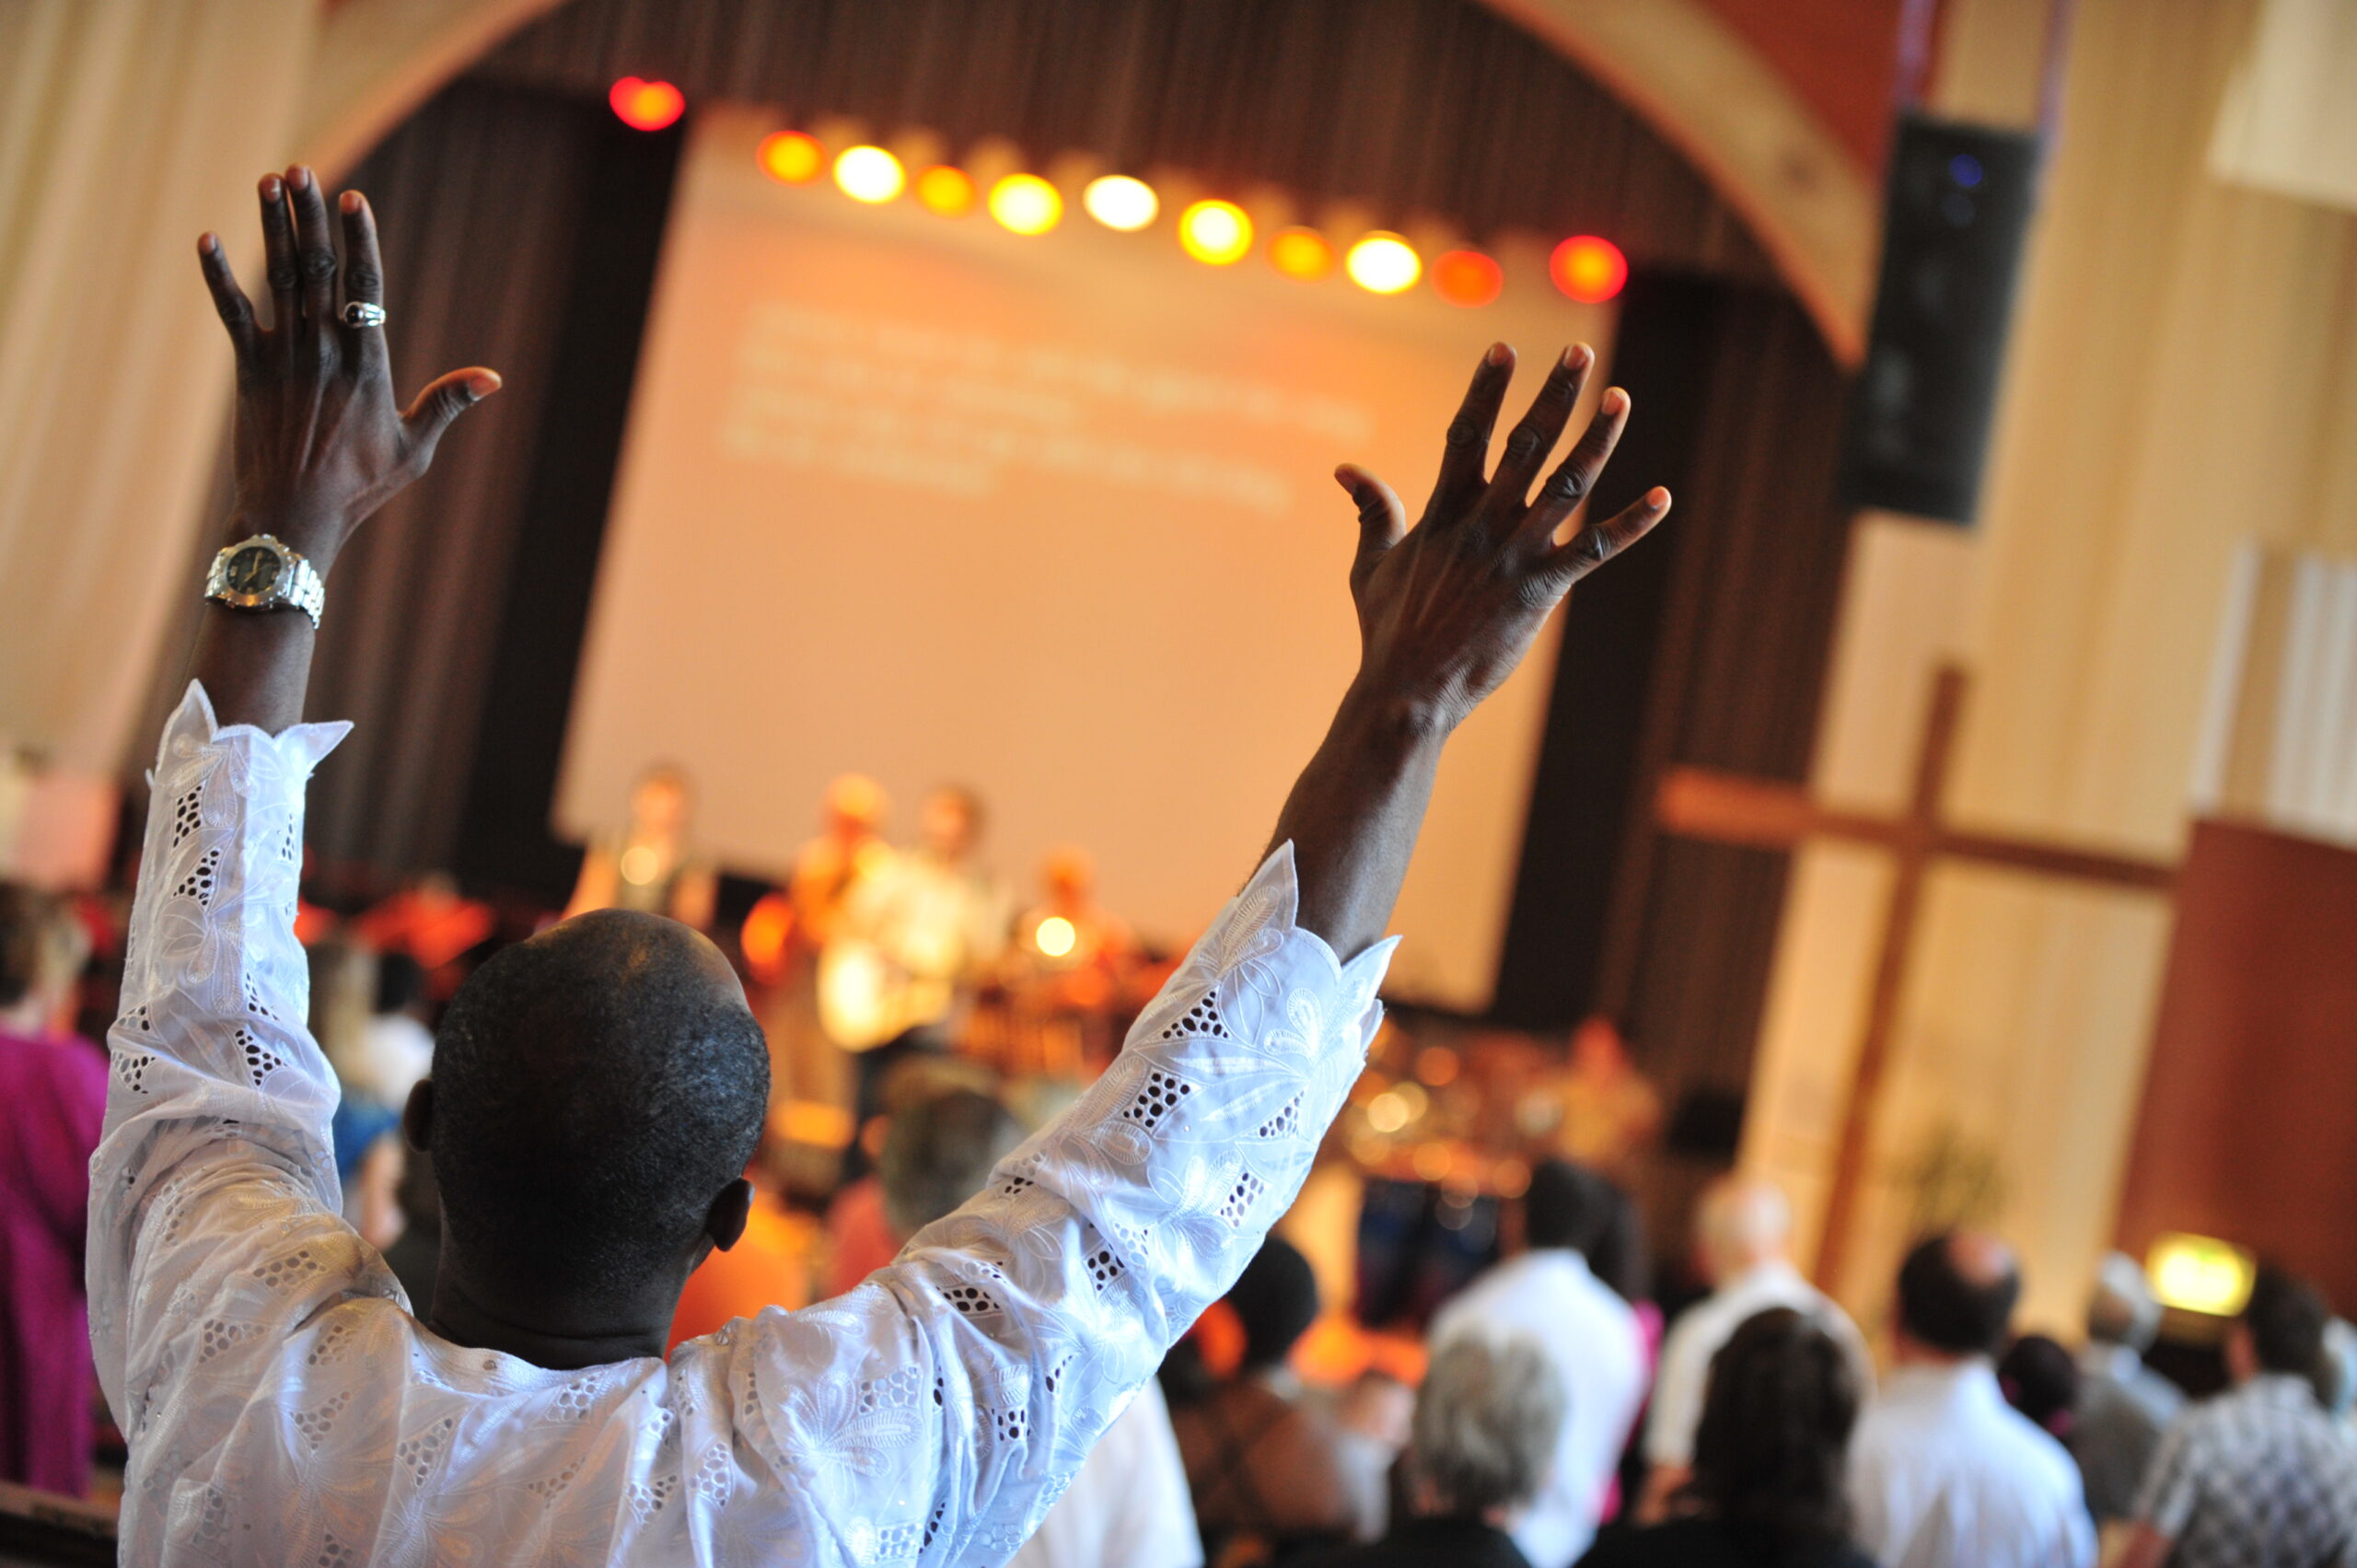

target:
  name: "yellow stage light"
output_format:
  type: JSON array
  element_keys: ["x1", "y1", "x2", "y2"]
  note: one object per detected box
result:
[
  {"x1": 1178, "y1": 200, "x2": 1253, "y2": 265},
  {"x1": 758, "y1": 130, "x2": 824, "y2": 184},
  {"x1": 989, "y1": 173, "x2": 1063, "y2": 235},
  {"x1": 619, "y1": 846, "x2": 659, "y2": 886},
  {"x1": 1366, "y1": 1091, "x2": 1411, "y2": 1134},
  {"x1": 833, "y1": 145, "x2": 905, "y2": 203},
  {"x1": 1269, "y1": 226, "x2": 1334, "y2": 280},
  {"x1": 1083, "y1": 174, "x2": 1159, "y2": 231},
  {"x1": 914, "y1": 165, "x2": 976, "y2": 215},
  {"x1": 1346, "y1": 232, "x2": 1422, "y2": 295},
  {"x1": 1035, "y1": 915, "x2": 1077, "y2": 958},
  {"x1": 2148, "y1": 1233, "x2": 2256, "y2": 1316}
]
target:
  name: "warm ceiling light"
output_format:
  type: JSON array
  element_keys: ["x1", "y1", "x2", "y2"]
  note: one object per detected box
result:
[
  {"x1": 832, "y1": 145, "x2": 906, "y2": 203},
  {"x1": 1178, "y1": 200, "x2": 1252, "y2": 265},
  {"x1": 2147, "y1": 1233, "x2": 2257, "y2": 1317},
  {"x1": 757, "y1": 130, "x2": 824, "y2": 184},
  {"x1": 1550, "y1": 235, "x2": 1629, "y2": 302},
  {"x1": 915, "y1": 165, "x2": 976, "y2": 215},
  {"x1": 609, "y1": 77, "x2": 685, "y2": 132},
  {"x1": 1433, "y1": 248, "x2": 1503, "y2": 307},
  {"x1": 1345, "y1": 232, "x2": 1422, "y2": 295},
  {"x1": 1035, "y1": 915, "x2": 1077, "y2": 958},
  {"x1": 1268, "y1": 226, "x2": 1334, "y2": 280},
  {"x1": 1083, "y1": 174, "x2": 1159, "y2": 231},
  {"x1": 989, "y1": 173, "x2": 1063, "y2": 235}
]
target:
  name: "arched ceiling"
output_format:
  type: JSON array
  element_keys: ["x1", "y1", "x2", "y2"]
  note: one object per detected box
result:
[{"x1": 296, "y1": 0, "x2": 1875, "y2": 361}]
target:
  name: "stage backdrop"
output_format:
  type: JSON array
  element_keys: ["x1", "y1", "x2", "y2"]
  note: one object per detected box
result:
[{"x1": 560, "y1": 109, "x2": 1614, "y2": 1007}]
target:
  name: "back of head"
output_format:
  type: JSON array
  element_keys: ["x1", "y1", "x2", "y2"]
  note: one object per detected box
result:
[
  {"x1": 0, "y1": 882, "x2": 85, "y2": 1016},
  {"x1": 1689, "y1": 1307, "x2": 1859, "y2": 1539},
  {"x1": 877, "y1": 1086, "x2": 1022, "y2": 1238},
  {"x1": 1524, "y1": 1159, "x2": 1615, "y2": 1257},
  {"x1": 1998, "y1": 1334, "x2": 2081, "y2": 1435},
  {"x1": 1897, "y1": 1231, "x2": 2020, "y2": 1358},
  {"x1": 429, "y1": 911, "x2": 768, "y2": 1312},
  {"x1": 2242, "y1": 1263, "x2": 2331, "y2": 1377},
  {"x1": 2086, "y1": 1250, "x2": 2160, "y2": 1352},
  {"x1": 1413, "y1": 1334, "x2": 1566, "y2": 1519},
  {"x1": 1226, "y1": 1234, "x2": 1320, "y2": 1372},
  {"x1": 1699, "y1": 1176, "x2": 1794, "y2": 1283}
]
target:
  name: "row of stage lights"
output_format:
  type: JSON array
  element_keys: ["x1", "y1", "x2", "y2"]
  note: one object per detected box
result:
[{"x1": 609, "y1": 76, "x2": 1629, "y2": 305}]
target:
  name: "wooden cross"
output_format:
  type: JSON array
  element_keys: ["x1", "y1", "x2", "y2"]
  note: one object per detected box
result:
[{"x1": 1652, "y1": 664, "x2": 2178, "y2": 1290}]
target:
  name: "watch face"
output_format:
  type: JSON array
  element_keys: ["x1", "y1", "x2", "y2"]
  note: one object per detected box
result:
[{"x1": 224, "y1": 544, "x2": 283, "y2": 597}]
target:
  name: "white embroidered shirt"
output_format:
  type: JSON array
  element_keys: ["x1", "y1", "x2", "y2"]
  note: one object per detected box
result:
[{"x1": 90, "y1": 684, "x2": 1392, "y2": 1566}]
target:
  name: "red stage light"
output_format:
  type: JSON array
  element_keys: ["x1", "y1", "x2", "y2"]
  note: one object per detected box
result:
[
  {"x1": 610, "y1": 77, "x2": 685, "y2": 132},
  {"x1": 1550, "y1": 235, "x2": 1628, "y2": 302},
  {"x1": 1433, "y1": 249, "x2": 1503, "y2": 307}
]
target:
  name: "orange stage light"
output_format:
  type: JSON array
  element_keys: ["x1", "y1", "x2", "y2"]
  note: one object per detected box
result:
[
  {"x1": 1433, "y1": 249, "x2": 1503, "y2": 307},
  {"x1": 1178, "y1": 200, "x2": 1253, "y2": 265},
  {"x1": 1082, "y1": 174, "x2": 1158, "y2": 231},
  {"x1": 757, "y1": 131, "x2": 824, "y2": 184},
  {"x1": 990, "y1": 174, "x2": 1063, "y2": 235},
  {"x1": 1345, "y1": 232, "x2": 1422, "y2": 295},
  {"x1": 1268, "y1": 226, "x2": 1334, "y2": 280},
  {"x1": 833, "y1": 145, "x2": 906, "y2": 203},
  {"x1": 915, "y1": 165, "x2": 976, "y2": 215},
  {"x1": 1550, "y1": 235, "x2": 1628, "y2": 302},
  {"x1": 609, "y1": 77, "x2": 685, "y2": 132}
]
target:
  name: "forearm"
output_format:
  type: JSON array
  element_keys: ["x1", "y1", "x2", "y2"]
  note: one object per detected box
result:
[{"x1": 1264, "y1": 681, "x2": 1449, "y2": 960}]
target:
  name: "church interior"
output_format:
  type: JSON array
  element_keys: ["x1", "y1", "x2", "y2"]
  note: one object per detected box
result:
[{"x1": 3, "y1": 0, "x2": 2355, "y2": 1563}]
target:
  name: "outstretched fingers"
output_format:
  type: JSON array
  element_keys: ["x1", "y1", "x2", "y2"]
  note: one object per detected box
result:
[
  {"x1": 1486, "y1": 343, "x2": 1593, "y2": 509},
  {"x1": 1525, "y1": 387, "x2": 1631, "y2": 544},
  {"x1": 337, "y1": 190, "x2": 388, "y2": 371},
  {"x1": 197, "y1": 233, "x2": 259, "y2": 370},
  {"x1": 285, "y1": 167, "x2": 340, "y2": 339},
  {"x1": 258, "y1": 172, "x2": 299, "y2": 339},
  {"x1": 1429, "y1": 343, "x2": 1515, "y2": 510},
  {"x1": 1335, "y1": 463, "x2": 1407, "y2": 591},
  {"x1": 1543, "y1": 487, "x2": 1672, "y2": 590},
  {"x1": 400, "y1": 367, "x2": 503, "y2": 463}
]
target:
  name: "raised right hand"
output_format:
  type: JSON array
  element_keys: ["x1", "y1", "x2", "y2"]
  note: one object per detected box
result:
[{"x1": 1334, "y1": 342, "x2": 1669, "y2": 733}]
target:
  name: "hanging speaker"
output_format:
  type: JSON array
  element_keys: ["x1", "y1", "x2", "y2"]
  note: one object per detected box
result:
[{"x1": 1842, "y1": 110, "x2": 2043, "y2": 524}]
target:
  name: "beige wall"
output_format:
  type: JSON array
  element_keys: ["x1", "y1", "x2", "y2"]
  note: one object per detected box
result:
[{"x1": 1742, "y1": 0, "x2": 2357, "y2": 1334}]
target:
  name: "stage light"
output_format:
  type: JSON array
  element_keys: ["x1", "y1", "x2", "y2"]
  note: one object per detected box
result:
[
  {"x1": 758, "y1": 131, "x2": 824, "y2": 184},
  {"x1": 1083, "y1": 174, "x2": 1158, "y2": 231},
  {"x1": 1433, "y1": 249, "x2": 1502, "y2": 307},
  {"x1": 609, "y1": 77, "x2": 684, "y2": 132},
  {"x1": 1550, "y1": 235, "x2": 1628, "y2": 302},
  {"x1": 833, "y1": 145, "x2": 905, "y2": 203},
  {"x1": 1035, "y1": 916, "x2": 1077, "y2": 958},
  {"x1": 1366, "y1": 1091, "x2": 1411, "y2": 1134},
  {"x1": 1269, "y1": 226, "x2": 1334, "y2": 280},
  {"x1": 915, "y1": 165, "x2": 976, "y2": 215},
  {"x1": 989, "y1": 173, "x2": 1063, "y2": 235},
  {"x1": 619, "y1": 846, "x2": 660, "y2": 886},
  {"x1": 1345, "y1": 232, "x2": 1422, "y2": 295},
  {"x1": 2148, "y1": 1232, "x2": 2256, "y2": 1316},
  {"x1": 1178, "y1": 200, "x2": 1252, "y2": 265}
]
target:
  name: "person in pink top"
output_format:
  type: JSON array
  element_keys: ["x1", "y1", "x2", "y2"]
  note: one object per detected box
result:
[{"x1": 0, "y1": 883, "x2": 108, "y2": 1495}]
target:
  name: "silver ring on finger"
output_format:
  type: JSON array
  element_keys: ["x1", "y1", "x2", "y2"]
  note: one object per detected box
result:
[{"x1": 341, "y1": 301, "x2": 388, "y2": 329}]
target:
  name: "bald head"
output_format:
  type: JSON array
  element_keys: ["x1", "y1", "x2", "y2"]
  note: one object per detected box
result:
[
  {"x1": 427, "y1": 910, "x2": 768, "y2": 1313},
  {"x1": 1897, "y1": 1230, "x2": 2020, "y2": 1359},
  {"x1": 1698, "y1": 1176, "x2": 1794, "y2": 1283}
]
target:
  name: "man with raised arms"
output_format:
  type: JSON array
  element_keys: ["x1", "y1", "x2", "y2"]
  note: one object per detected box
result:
[{"x1": 91, "y1": 165, "x2": 1668, "y2": 1564}]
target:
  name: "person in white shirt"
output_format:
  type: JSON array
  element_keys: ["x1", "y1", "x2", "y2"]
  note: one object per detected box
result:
[
  {"x1": 1847, "y1": 1232, "x2": 2096, "y2": 1568},
  {"x1": 96, "y1": 164, "x2": 1670, "y2": 1566},
  {"x1": 1431, "y1": 1161, "x2": 1650, "y2": 1568},
  {"x1": 1638, "y1": 1175, "x2": 1870, "y2": 1517}
]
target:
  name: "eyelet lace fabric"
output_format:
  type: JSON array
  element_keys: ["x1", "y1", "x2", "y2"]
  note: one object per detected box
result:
[{"x1": 91, "y1": 682, "x2": 1394, "y2": 1566}]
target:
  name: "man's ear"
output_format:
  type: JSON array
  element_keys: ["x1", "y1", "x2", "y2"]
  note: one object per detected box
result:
[
  {"x1": 401, "y1": 1078, "x2": 434, "y2": 1153},
  {"x1": 704, "y1": 1178, "x2": 753, "y2": 1253}
]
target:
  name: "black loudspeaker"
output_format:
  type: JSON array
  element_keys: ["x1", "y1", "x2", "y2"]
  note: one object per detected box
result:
[{"x1": 1842, "y1": 110, "x2": 2043, "y2": 524}]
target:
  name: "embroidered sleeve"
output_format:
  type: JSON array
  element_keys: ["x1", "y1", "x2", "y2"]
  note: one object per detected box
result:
[
  {"x1": 86, "y1": 683, "x2": 380, "y2": 1457},
  {"x1": 709, "y1": 844, "x2": 1393, "y2": 1563}
]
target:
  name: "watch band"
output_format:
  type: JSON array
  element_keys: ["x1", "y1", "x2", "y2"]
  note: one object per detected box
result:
[{"x1": 204, "y1": 534, "x2": 325, "y2": 630}]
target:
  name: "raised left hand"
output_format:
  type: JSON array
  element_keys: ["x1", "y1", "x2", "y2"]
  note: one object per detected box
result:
[{"x1": 198, "y1": 166, "x2": 499, "y2": 575}]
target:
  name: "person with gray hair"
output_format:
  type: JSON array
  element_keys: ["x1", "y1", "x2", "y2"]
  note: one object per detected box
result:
[
  {"x1": 1306, "y1": 1334, "x2": 1567, "y2": 1568},
  {"x1": 2069, "y1": 1251, "x2": 2183, "y2": 1522}
]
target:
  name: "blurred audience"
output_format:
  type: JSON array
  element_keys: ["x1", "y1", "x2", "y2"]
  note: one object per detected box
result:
[
  {"x1": 2068, "y1": 1250, "x2": 2182, "y2": 1523},
  {"x1": 1580, "y1": 1307, "x2": 1873, "y2": 1568},
  {"x1": 565, "y1": 762, "x2": 718, "y2": 929},
  {"x1": 1996, "y1": 1333, "x2": 2079, "y2": 1439},
  {"x1": 1306, "y1": 1334, "x2": 1565, "y2": 1568},
  {"x1": 1847, "y1": 1231, "x2": 2094, "y2": 1568},
  {"x1": 1176, "y1": 1235, "x2": 1380, "y2": 1564},
  {"x1": 0, "y1": 884, "x2": 103, "y2": 1494},
  {"x1": 1431, "y1": 1160, "x2": 1649, "y2": 1568},
  {"x1": 343, "y1": 949, "x2": 433, "y2": 1110},
  {"x1": 310, "y1": 941, "x2": 405, "y2": 1250},
  {"x1": 1640, "y1": 1176, "x2": 1869, "y2": 1518},
  {"x1": 2119, "y1": 1264, "x2": 2357, "y2": 1568}
]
